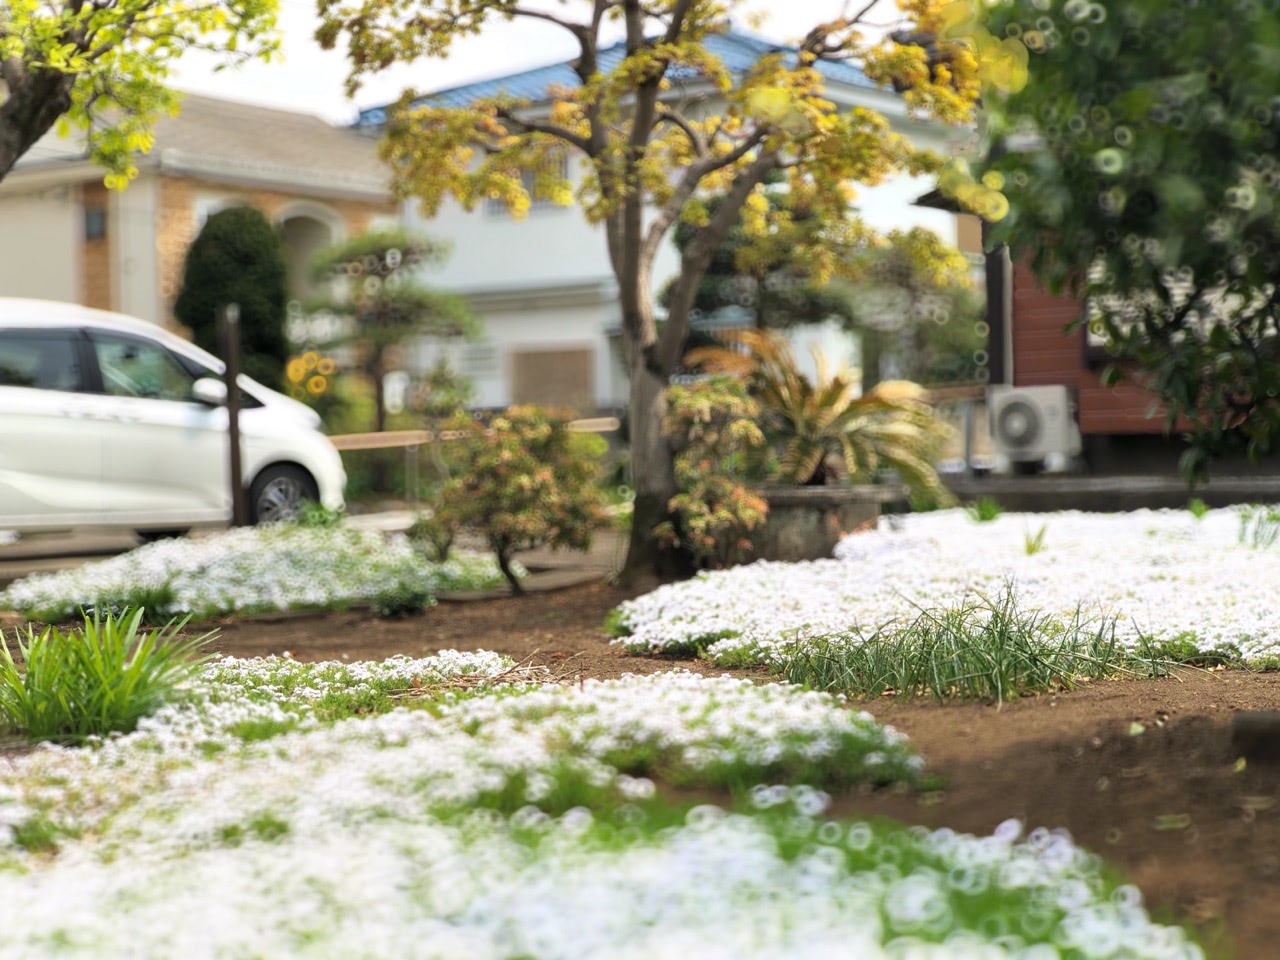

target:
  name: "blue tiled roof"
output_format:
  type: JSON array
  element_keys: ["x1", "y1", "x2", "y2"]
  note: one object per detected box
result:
[{"x1": 355, "y1": 28, "x2": 876, "y2": 128}]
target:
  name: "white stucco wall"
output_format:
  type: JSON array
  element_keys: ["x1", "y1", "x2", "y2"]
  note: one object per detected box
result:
[
  {"x1": 0, "y1": 189, "x2": 79, "y2": 302},
  {"x1": 111, "y1": 175, "x2": 162, "y2": 324},
  {"x1": 409, "y1": 298, "x2": 626, "y2": 410}
]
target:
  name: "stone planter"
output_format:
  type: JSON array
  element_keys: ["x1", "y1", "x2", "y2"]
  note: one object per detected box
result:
[{"x1": 747, "y1": 484, "x2": 905, "y2": 563}]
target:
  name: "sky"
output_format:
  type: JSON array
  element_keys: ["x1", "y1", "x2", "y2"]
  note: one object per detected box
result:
[{"x1": 172, "y1": 1, "x2": 880, "y2": 124}]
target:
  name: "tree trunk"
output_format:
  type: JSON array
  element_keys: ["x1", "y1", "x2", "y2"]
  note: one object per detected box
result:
[
  {"x1": 617, "y1": 361, "x2": 690, "y2": 589},
  {"x1": 861, "y1": 329, "x2": 884, "y2": 392},
  {"x1": 0, "y1": 71, "x2": 75, "y2": 182},
  {"x1": 497, "y1": 549, "x2": 525, "y2": 596},
  {"x1": 369, "y1": 349, "x2": 389, "y2": 491}
]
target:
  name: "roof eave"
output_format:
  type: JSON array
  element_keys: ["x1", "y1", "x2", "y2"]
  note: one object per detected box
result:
[{"x1": 157, "y1": 149, "x2": 392, "y2": 202}]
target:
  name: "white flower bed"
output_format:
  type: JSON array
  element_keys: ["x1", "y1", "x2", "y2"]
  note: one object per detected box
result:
[
  {"x1": 0, "y1": 668, "x2": 921, "y2": 863},
  {"x1": 611, "y1": 506, "x2": 1278, "y2": 664},
  {"x1": 0, "y1": 661, "x2": 1201, "y2": 958},
  {"x1": 0, "y1": 523, "x2": 515, "y2": 620}
]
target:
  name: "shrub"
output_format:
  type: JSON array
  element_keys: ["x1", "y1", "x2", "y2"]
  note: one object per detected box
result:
[
  {"x1": 686, "y1": 329, "x2": 954, "y2": 506},
  {"x1": 309, "y1": 228, "x2": 478, "y2": 439},
  {"x1": 654, "y1": 378, "x2": 769, "y2": 570},
  {"x1": 406, "y1": 512, "x2": 456, "y2": 561},
  {"x1": 173, "y1": 206, "x2": 289, "y2": 391},
  {"x1": 434, "y1": 406, "x2": 608, "y2": 593},
  {"x1": 0, "y1": 608, "x2": 214, "y2": 742}
]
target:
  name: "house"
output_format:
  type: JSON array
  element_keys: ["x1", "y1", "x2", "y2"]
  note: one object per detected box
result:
[
  {"x1": 0, "y1": 94, "x2": 395, "y2": 331},
  {"x1": 982, "y1": 250, "x2": 1257, "y2": 475},
  {"x1": 356, "y1": 29, "x2": 981, "y2": 415}
]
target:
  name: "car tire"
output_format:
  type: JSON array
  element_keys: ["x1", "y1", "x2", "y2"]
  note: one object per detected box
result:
[{"x1": 248, "y1": 465, "x2": 318, "y2": 525}]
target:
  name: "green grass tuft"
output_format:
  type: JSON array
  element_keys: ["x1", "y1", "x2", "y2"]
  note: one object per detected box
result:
[
  {"x1": 1186, "y1": 497, "x2": 1211, "y2": 520},
  {"x1": 1238, "y1": 503, "x2": 1280, "y2": 548},
  {"x1": 0, "y1": 608, "x2": 214, "y2": 742},
  {"x1": 964, "y1": 496, "x2": 1003, "y2": 523},
  {"x1": 780, "y1": 586, "x2": 1177, "y2": 703},
  {"x1": 602, "y1": 608, "x2": 632, "y2": 638}
]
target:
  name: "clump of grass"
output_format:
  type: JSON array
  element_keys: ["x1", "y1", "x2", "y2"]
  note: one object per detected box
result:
[
  {"x1": 602, "y1": 608, "x2": 632, "y2": 638},
  {"x1": 293, "y1": 502, "x2": 345, "y2": 528},
  {"x1": 1023, "y1": 523, "x2": 1048, "y2": 555},
  {"x1": 1238, "y1": 503, "x2": 1280, "y2": 548},
  {"x1": 964, "y1": 496, "x2": 1003, "y2": 522},
  {"x1": 32, "y1": 581, "x2": 178, "y2": 626},
  {"x1": 1186, "y1": 497, "x2": 1211, "y2": 520},
  {"x1": 370, "y1": 579, "x2": 435, "y2": 618},
  {"x1": 780, "y1": 586, "x2": 1173, "y2": 703},
  {"x1": 1137, "y1": 631, "x2": 1241, "y2": 668},
  {"x1": 0, "y1": 608, "x2": 214, "y2": 742}
]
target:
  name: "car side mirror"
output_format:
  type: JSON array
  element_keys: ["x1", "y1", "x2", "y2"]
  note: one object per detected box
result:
[{"x1": 191, "y1": 377, "x2": 228, "y2": 406}]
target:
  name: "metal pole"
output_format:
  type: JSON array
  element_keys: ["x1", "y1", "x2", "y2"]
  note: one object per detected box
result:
[
  {"x1": 219, "y1": 303, "x2": 249, "y2": 527},
  {"x1": 962, "y1": 399, "x2": 975, "y2": 477},
  {"x1": 406, "y1": 444, "x2": 419, "y2": 504}
]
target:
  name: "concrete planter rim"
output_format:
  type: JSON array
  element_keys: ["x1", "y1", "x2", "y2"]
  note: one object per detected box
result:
[{"x1": 756, "y1": 482, "x2": 906, "y2": 506}]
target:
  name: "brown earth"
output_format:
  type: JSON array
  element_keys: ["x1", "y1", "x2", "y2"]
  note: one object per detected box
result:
[
  {"x1": 6, "y1": 576, "x2": 1280, "y2": 957},
  {"x1": 204, "y1": 580, "x2": 1280, "y2": 959}
]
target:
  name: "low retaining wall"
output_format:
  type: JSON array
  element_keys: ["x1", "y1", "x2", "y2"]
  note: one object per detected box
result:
[
  {"x1": 748, "y1": 485, "x2": 904, "y2": 563},
  {"x1": 942, "y1": 475, "x2": 1280, "y2": 513}
]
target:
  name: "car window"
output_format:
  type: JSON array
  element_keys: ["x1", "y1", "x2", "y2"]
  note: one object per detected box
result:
[
  {"x1": 92, "y1": 333, "x2": 195, "y2": 401},
  {"x1": 0, "y1": 329, "x2": 83, "y2": 391}
]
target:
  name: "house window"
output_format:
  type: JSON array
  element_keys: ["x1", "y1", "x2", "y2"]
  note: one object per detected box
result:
[
  {"x1": 486, "y1": 153, "x2": 570, "y2": 216},
  {"x1": 459, "y1": 343, "x2": 500, "y2": 376},
  {"x1": 84, "y1": 207, "x2": 107, "y2": 241}
]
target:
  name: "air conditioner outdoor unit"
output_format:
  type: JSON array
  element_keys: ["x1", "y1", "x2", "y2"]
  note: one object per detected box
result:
[{"x1": 987, "y1": 385, "x2": 1082, "y2": 472}]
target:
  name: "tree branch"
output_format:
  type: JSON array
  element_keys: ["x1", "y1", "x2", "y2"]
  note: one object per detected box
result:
[
  {"x1": 663, "y1": 0, "x2": 695, "y2": 44},
  {"x1": 653, "y1": 150, "x2": 781, "y2": 369},
  {"x1": 494, "y1": 105, "x2": 591, "y2": 155},
  {"x1": 639, "y1": 127, "x2": 769, "y2": 276},
  {"x1": 652, "y1": 104, "x2": 707, "y2": 156},
  {"x1": 508, "y1": 4, "x2": 589, "y2": 34}
]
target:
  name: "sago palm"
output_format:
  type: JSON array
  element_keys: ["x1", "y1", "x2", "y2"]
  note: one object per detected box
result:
[{"x1": 685, "y1": 329, "x2": 954, "y2": 505}]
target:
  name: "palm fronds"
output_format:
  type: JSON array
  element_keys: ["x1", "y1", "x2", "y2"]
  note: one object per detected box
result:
[{"x1": 685, "y1": 329, "x2": 953, "y2": 504}]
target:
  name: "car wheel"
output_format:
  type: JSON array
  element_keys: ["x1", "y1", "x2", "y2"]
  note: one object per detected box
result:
[{"x1": 248, "y1": 465, "x2": 318, "y2": 525}]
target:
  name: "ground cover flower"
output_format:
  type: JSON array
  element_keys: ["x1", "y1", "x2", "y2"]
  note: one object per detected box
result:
[
  {"x1": 0, "y1": 523, "x2": 516, "y2": 622},
  {"x1": 0, "y1": 662, "x2": 1203, "y2": 958},
  {"x1": 611, "y1": 507, "x2": 1279, "y2": 666}
]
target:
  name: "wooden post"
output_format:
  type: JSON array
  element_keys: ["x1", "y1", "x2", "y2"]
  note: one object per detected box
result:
[{"x1": 219, "y1": 303, "x2": 249, "y2": 527}]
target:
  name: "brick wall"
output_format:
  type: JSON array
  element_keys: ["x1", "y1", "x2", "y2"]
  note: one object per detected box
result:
[
  {"x1": 1011, "y1": 261, "x2": 1167, "y2": 435},
  {"x1": 156, "y1": 177, "x2": 395, "y2": 328},
  {"x1": 80, "y1": 182, "x2": 112, "y2": 310}
]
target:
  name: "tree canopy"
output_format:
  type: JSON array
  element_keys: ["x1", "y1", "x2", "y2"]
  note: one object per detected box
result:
[
  {"x1": 658, "y1": 178, "x2": 859, "y2": 334},
  {"x1": 0, "y1": 0, "x2": 278, "y2": 185},
  {"x1": 844, "y1": 227, "x2": 985, "y2": 388},
  {"x1": 962, "y1": 0, "x2": 1280, "y2": 478},
  {"x1": 311, "y1": 228, "x2": 478, "y2": 435},
  {"x1": 318, "y1": 0, "x2": 989, "y2": 582}
]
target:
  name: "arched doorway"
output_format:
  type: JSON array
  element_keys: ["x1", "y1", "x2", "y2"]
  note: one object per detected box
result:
[{"x1": 277, "y1": 205, "x2": 343, "y2": 304}]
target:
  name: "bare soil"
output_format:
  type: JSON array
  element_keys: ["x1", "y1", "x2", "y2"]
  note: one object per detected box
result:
[{"x1": 12, "y1": 579, "x2": 1280, "y2": 957}]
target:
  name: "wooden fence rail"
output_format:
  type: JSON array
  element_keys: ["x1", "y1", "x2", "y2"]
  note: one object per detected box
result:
[{"x1": 329, "y1": 416, "x2": 621, "y2": 452}]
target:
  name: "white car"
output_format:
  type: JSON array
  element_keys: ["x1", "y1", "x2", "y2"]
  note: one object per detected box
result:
[{"x1": 0, "y1": 299, "x2": 346, "y2": 536}]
